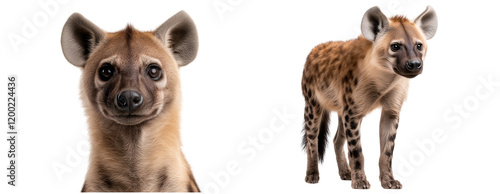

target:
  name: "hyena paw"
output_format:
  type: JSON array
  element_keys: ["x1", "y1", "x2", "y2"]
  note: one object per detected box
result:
[
  {"x1": 305, "y1": 173, "x2": 320, "y2": 184},
  {"x1": 381, "y1": 179, "x2": 402, "y2": 189},
  {"x1": 339, "y1": 170, "x2": 351, "y2": 180},
  {"x1": 351, "y1": 179, "x2": 370, "y2": 189}
]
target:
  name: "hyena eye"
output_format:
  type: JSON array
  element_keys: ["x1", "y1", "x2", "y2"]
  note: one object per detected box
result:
[
  {"x1": 98, "y1": 63, "x2": 115, "y2": 81},
  {"x1": 390, "y1": 43, "x2": 401, "y2": 52},
  {"x1": 416, "y1": 43, "x2": 423, "y2": 51},
  {"x1": 146, "y1": 64, "x2": 162, "y2": 81}
]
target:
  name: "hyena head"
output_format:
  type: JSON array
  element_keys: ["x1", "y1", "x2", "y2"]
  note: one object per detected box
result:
[
  {"x1": 61, "y1": 11, "x2": 198, "y2": 126},
  {"x1": 361, "y1": 6, "x2": 437, "y2": 78}
]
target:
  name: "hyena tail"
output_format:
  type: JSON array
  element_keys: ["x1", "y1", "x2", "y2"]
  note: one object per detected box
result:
[
  {"x1": 317, "y1": 110, "x2": 330, "y2": 162},
  {"x1": 302, "y1": 110, "x2": 330, "y2": 163}
]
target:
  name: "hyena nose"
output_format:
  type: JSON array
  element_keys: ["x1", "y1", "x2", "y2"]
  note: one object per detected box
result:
[
  {"x1": 115, "y1": 90, "x2": 143, "y2": 113},
  {"x1": 405, "y1": 60, "x2": 422, "y2": 72}
]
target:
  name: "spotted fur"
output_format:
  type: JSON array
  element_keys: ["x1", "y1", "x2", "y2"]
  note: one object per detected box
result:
[{"x1": 301, "y1": 6, "x2": 437, "y2": 189}]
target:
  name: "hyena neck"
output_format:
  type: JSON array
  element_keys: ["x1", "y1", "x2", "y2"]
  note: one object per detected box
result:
[
  {"x1": 357, "y1": 36, "x2": 406, "y2": 96},
  {"x1": 85, "y1": 102, "x2": 188, "y2": 191}
]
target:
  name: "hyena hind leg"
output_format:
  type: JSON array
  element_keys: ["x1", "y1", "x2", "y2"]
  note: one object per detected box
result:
[
  {"x1": 333, "y1": 115, "x2": 351, "y2": 180},
  {"x1": 302, "y1": 97, "x2": 329, "y2": 183}
]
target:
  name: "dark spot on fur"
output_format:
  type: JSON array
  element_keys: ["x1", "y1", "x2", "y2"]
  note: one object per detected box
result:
[
  {"x1": 354, "y1": 131, "x2": 359, "y2": 136},
  {"x1": 347, "y1": 97, "x2": 354, "y2": 104},
  {"x1": 311, "y1": 99, "x2": 317, "y2": 107},
  {"x1": 343, "y1": 76, "x2": 349, "y2": 84},
  {"x1": 350, "y1": 121, "x2": 358, "y2": 129},
  {"x1": 308, "y1": 113, "x2": 314, "y2": 120},
  {"x1": 308, "y1": 89, "x2": 312, "y2": 98},
  {"x1": 157, "y1": 172, "x2": 168, "y2": 191},
  {"x1": 346, "y1": 129, "x2": 353, "y2": 137},
  {"x1": 344, "y1": 105, "x2": 349, "y2": 111},
  {"x1": 354, "y1": 78, "x2": 358, "y2": 86},
  {"x1": 307, "y1": 134, "x2": 316, "y2": 140},
  {"x1": 385, "y1": 150, "x2": 392, "y2": 157},
  {"x1": 308, "y1": 121, "x2": 312, "y2": 126},
  {"x1": 347, "y1": 70, "x2": 353, "y2": 78},
  {"x1": 349, "y1": 147, "x2": 361, "y2": 158},
  {"x1": 348, "y1": 139, "x2": 357, "y2": 146},
  {"x1": 354, "y1": 161, "x2": 362, "y2": 170},
  {"x1": 346, "y1": 87, "x2": 352, "y2": 94},
  {"x1": 344, "y1": 115, "x2": 350, "y2": 122},
  {"x1": 389, "y1": 134, "x2": 396, "y2": 142},
  {"x1": 395, "y1": 123, "x2": 399, "y2": 129}
]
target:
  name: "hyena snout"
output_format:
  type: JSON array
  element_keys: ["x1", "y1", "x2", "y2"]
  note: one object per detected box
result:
[
  {"x1": 115, "y1": 90, "x2": 144, "y2": 113},
  {"x1": 395, "y1": 59, "x2": 423, "y2": 78},
  {"x1": 405, "y1": 59, "x2": 422, "y2": 72}
]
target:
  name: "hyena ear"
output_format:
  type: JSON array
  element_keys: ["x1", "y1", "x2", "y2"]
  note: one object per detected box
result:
[
  {"x1": 361, "y1": 6, "x2": 389, "y2": 41},
  {"x1": 155, "y1": 10, "x2": 198, "y2": 67},
  {"x1": 61, "y1": 13, "x2": 106, "y2": 67},
  {"x1": 414, "y1": 6, "x2": 438, "y2": 40}
]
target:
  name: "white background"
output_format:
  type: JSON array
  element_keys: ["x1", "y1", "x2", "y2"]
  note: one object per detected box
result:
[{"x1": 1, "y1": 0, "x2": 500, "y2": 193}]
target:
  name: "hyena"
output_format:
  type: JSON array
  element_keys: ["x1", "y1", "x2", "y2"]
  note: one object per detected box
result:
[
  {"x1": 301, "y1": 6, "x2": 437, "y2": 189},
  {"x1": 61, "y1": 11, "x2": 200, "y2": 192}
]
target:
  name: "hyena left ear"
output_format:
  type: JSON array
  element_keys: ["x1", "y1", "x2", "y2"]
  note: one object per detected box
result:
[
  {"x1": 61, "y1": 13, "x2": 106, "y2": 67},
  {"x1": 414, "y1": 6, "x2": 438, "y2": 40},
  {"x1": 155, "y1": 10, "x2": 199, "y2": 67},
  {"x1": 361, "y1": 6, "x2": 389, "y2": 41}
]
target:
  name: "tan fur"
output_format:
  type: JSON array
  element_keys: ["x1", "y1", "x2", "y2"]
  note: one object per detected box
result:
[
  {"x1": 301, "y1": 6, "x2": 437, "y2": 189},
  {"x1": 79, "y1": 29, "x2": 198, "y2": 192},
  {"x1": 61, "y1": 11, "x2": 200, "y2": 192}
]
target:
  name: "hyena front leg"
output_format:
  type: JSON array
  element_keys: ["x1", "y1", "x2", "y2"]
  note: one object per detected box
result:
[
  {"x1": 379, "y1": 109, "x2": 402, "y2": 189},
  {"x1": 343, "y1": 110, "x2": 370, "y2": 189},
  {"x1": 333, "y1": 115, "x2": 351, "y2": 180},
  {"x1": 303, "y1": 95, "x2": 325, "y2": 183}
]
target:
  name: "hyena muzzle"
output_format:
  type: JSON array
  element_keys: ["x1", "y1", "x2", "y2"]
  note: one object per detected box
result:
[
  {"x1": 301, "y1": 6, "x2": 437, "y2": 189},
  {"x1": 61, "y1": 11, "x2": 200, "y2": 192}
]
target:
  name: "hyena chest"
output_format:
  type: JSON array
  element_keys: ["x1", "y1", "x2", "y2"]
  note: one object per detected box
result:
[{"x1": 89, "y1": 162, "x2": 177, "y2": 192}]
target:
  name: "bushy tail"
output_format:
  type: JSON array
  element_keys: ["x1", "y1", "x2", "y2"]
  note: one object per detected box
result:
[
  {"x1": 302, "y1": 110, "x2": 330, "y2": 163},
  {"x1": 317, "y1": 110, "x2": 330, "y2": 162}
]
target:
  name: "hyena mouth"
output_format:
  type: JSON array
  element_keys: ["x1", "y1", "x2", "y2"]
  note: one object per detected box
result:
[
  {"x1": 393, "y1": 68, "x2": 420, "y2": 79},
  {"x1": 112, "y1": 114, "x2": 155, "y2": 126},
  {"x1": 101, "y1": 108, "x2": 159, "y2": 126}
]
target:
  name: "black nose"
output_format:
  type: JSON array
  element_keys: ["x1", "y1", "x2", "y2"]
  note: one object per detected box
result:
[
  {"x1": 115, "y1": 90, "x2": 143, "y2": 113},
  {"x1": 405, "y1": 60, "x2": 422, "y2": 72}
]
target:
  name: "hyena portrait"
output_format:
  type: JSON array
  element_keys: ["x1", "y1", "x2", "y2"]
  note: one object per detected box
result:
[
  {"x1": 301, "y1": 6, "x2": 437, "y2": 189},
  {"x1": 61, "y1": 11, "x2": 200, "y2": 192}
]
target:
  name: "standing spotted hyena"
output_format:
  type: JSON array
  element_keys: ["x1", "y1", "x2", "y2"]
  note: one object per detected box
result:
[
  {"x1": 61, "y1": 11, "x2": 200, "y2": 192},
  {"x1": 301, "y1": 6, "x2": 437, "y2": 189}
]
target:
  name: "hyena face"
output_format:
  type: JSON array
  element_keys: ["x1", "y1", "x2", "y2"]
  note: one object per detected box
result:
[
  {"x1": 361, "y1": 6, "x2": 437, "y2": 78},
  {"x1": 61, "y1": 12, "x2": 198, "y2": 126},
  {"x1": 85, "y1": 28, "x2": 178, "y2": 125}
]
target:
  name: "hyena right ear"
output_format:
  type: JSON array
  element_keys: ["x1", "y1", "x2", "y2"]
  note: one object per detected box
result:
[
  {"x1": 61, "y1": 13, "x2": 105, "y2": 67},
  {"x1": 414, "y1": 6, "x2": 438, "y2": 40},
  {"x1": 361, "y1": 6, "x2": 389, "y2": 41},
  {"x1": 155, "y1": 10, "x2": 198, "y2": 67}
]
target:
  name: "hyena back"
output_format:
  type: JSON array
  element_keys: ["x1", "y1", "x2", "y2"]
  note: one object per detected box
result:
[
  {"x1": 61, "y1": 11, "x2": 200, "y2": 192},
  {"x1": 301, "y1": 6, "x2": 437, "y2": 189}
]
